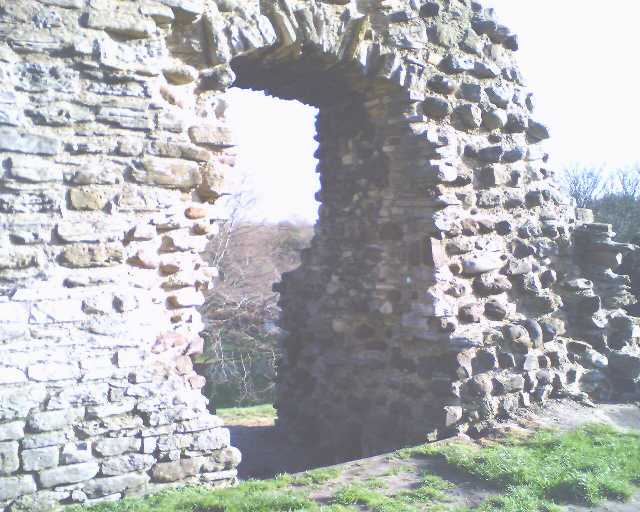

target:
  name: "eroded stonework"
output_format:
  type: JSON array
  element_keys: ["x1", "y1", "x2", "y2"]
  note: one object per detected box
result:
[{"x1": 0, "y1": 0, "x2": 639, "y2": 509}]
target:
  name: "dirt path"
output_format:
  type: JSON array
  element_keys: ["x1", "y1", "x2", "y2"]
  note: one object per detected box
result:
[{"x1": 517, "y1": 399, "x2": 640, "y2": 432}]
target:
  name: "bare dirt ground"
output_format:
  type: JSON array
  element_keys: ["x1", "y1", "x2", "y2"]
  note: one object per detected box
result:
[
  {"x1": 517, "y1": 399, "x2": 640, "y2": 432},
  {"x1": 226, "y1": 399, "x2": 640, "y2": 510}
]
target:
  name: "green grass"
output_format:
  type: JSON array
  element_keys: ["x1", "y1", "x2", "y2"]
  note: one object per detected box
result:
[
  {"x1": 332, "y1": 483, "x2": 419, "y2": 512},
  {"x1": 331, "y1": 473, "x2": 455, "y2": 512},
  {"x1": 70, "y1": 424, "x2": 640, "y2": 512},
  {"x1": 290, "y1": 467, "x2": 342, "y2": 486},
  {"x1": 400, "y1": 474, "x2": 454, "y2": 504},
  {"x1": 382, "y1": 465, "x2": 413, "y2": 477},
  {"x1": 216, "y1": 404, "x2": 277, "y2": 424},
  {"x1": 418, "y1": 424, "x2": 640, "y2": 512},
  {"x1": 71, "y1": 479, "x2": 353, "y2": 512}
]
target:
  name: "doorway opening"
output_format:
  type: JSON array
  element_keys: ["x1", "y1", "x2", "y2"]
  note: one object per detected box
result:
[{"x1": 197, "y1": 89, "x2": 320, "y2": 478}]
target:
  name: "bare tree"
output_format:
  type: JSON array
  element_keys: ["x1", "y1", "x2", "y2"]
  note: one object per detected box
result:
[
  {"x1": 209, "y1": 175, "x2": 258, "y2": 270},
  {"x1": 615, "y1": 166, "x2": 640, "y2": 199},
  {"x1": 198, "y1": 191, "x2": 314, "y2": 407},
  {"x1": 561, "y1": 165, "x2": 605, "y2": 208},
  {"x1": 562, "y1": 164, "x2": 640, "y2": 242}
]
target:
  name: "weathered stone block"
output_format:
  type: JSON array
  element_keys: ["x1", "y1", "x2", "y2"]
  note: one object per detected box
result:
[
  {"x1": 47, "y1": 383, "x2": 109, "y2": 410},
  {"x1": 56, "y1": 220, "x2": 127, "y2": 243},
  {"x1": 61, "y1": 243, "x2": 124, "y2": 268},
  {"x1": 158, "y1": 0, "x2": 204, "y2": 20},
  {"x1": 82, "y1": 472, "x2": 150, "y2": 499},
  {"x1": 163, "y1": 63, "x2": 199, "y2": 84},
  {"x1": 422, "y1": 96, "x2": 451, "y2": 120},
  {"x1": 7, "y1": 156, "x2": 63, "y2": 183},
  {"x1": 212, "y1": 447, "x2": 241, "y2": 469},
  {"x1": 192, "y1": 428, "x2": 230, "y2": 452},
  {"x1": 132, "y1": 158, "x2": 201, "y2": 190},
  {"x1": 0, "y1": 475, "x2": 37, "y2": 501},
  {"x1": 168, "y1": 289, "x2": 205, "y2": 308},
  {"x1": 61, "y1": 443, "x2": 93, "y2": 465},
  {"x1": 0, "y1": 385, "x2": 47, "y2": 423},
  {"x1": 94, "y1": 438, "x2": 141, "y2": 457},
  {"x1": 140, "y1": 1, "x2": 175, "y2": 23},
  {"x1": 0, "y1": 302, "x2": 31, "y2": 325},
  {"x1": 101, "y1": 454, "x2": 156, "y2": 476},
  {"x1": 69, "y1": 187, "x2": 116, "y2": 210},
  {"x1": 482, "y1": 108, "x2": 508, "y2": 130},
  {"x1": 97, "y1": 107, "x2": 152, "y2": 130},
  {"x1": 0, "y1": 249, "x2": 40, "y2": 270},
  {"x1": 0, "y1": 368, "x2": 27, "y2": 385},
  {"x1": 608, "y1": 351, "x2": 640, "y2": 381},
  {"x1": 493, "y1": 374, "x2": 525, "y2": 394},
  {"x1": 0, "y1": 129, "x2": 60, "y2": 155},
  {"x1": 27, "y1": 408, "x2": 83, "y2": 432},
  {"x1": 27, "y1": 101, "x2": 93, "y2": 127},
  {"x1": 86, "y1": 7, "x2": 155, "y2": 39},
  {"x1": 29, "y1": 301, "x2": 86, "y2": 324},
  {"x1": 0, "y1": 422, "x2": 24, "y2": 442},
  {"x1": 38, "y1": 462, "x2": 100, "y2": 488},
  {"x1": 486, "y1": 86, "x2": 512, "y2": 108},
  {"x1": 150, "y1": 457, "x2": 204, "y2": 482},
  {"x1": 462, "y1": 253, "x2": 507, "y2": 275},
  {"x1": 21, "y1": 446, "x2": 59, "y2": 471},
  {"x1": 0, "y1": 441, "x2": 19, "y2": 475},
  {"x1": 188, "y1": 125, "x2": 235, "y2": 147},
  {"x1": 22, "y1": 431, "x2": 72, "y2": 450},
  {"x1": 0, "y1": 105, "x2": 25, "y2": 126}
]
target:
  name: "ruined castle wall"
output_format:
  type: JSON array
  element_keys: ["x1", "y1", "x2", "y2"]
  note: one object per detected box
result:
[
  {"x1": 0, "y1": 1, "x2": 242, "y2": 509},
  {"x1": 1, "y1": 0, "x2": 639, "y2": 508},
  {"x1": 250, "y1": 0, "x2": 640, "y2": 459}
]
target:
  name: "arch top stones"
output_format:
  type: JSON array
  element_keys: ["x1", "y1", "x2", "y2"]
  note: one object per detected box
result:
[{"x1": 1, "y1": 0, "x2": 639, "y2": 509}]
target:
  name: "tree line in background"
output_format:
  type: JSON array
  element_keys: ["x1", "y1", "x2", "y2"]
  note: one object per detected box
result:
[{"x1": 563, "y1": 164, "x2": 640, "y2": 243}]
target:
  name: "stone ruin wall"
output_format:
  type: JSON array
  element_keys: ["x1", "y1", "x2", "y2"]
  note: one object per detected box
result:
[{"x1": 1, "y1": 0, "x2": 640, "y2": 509}]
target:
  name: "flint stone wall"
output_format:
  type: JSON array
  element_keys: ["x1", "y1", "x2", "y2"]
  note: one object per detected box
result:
[{"x1": 1, "y1": 0, "x2": 640, "y2": 509}]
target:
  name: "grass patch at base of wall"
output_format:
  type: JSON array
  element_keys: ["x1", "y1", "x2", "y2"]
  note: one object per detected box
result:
[
  {"x1": 415, "y1": 424, "x2": 640, "y2": 511},
  {"x1": 69, "y1": 479, "x2": 353, "y2": 512},
  {"x1": 71, "y1": 424, "x2": 640, "y2": 512},
  {"x1": 216, "y1": 404, "x2": 277, "y2": 424}
]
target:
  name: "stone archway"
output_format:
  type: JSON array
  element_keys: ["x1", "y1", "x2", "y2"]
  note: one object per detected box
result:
[{"x1": 0, "y1": 0, "x2": 638, "y2": 508}]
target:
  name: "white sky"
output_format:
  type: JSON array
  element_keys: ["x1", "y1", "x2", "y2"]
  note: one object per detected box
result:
[{"x1": 224, "y1": 0, "x2": 640, "y2": 223}]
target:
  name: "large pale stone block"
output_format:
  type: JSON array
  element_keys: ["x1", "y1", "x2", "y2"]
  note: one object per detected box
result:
[
  {"x1": 28, "y1": 299, "x2": 87, "y2": 324},
  {"x1": 132, "y1": 158, "x2": 202, "y2": 190},
  {"x1": 0, "y1": 441, "x2": 19, "y2": 475},
  {"x1": 0, "y1": 368, "x2": 27, "y2": 385},
  {"x1": 81, "y1": 472, "x2": 150, "y2": 499},
  {"x1": 87, "y1": 7, "x2": 155, "y2": 39},
  {"x1": 0, "y1": 129, "x2": 60, "y2": 155},
  {"x1": 0, "y1": 422, "x2": 24, "y2": 442},
  {"x1": 27, "y1": 408, "x2": 83, "y2": 432},
  {"x1": 94, "y1": 437, "x2": 141, "y2": 457},
  {"x1": 101, "y1": 454, "x2": 156, "y2": 476},
  {"x1": 61, "y1": 243, "x2": 124, "y2": 268},
  {"x1": 38, "y1": 462, "x2": 100, "y2": 488},
  {"x1": 0, "y1": 475, "x2": 37, "y2": 501},
  {"x1": 21, "y1": 446, "x2": 60, "y2": 471}
]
